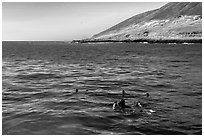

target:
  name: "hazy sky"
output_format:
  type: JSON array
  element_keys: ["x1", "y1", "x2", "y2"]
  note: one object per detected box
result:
[{"x1": 2, "y1": 2, "x2": 166, "y2": 41}]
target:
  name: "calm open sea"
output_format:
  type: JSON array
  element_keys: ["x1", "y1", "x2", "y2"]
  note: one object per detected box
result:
[{"x1": 2, "y1": 41, "x2": 202, "y2": 135}]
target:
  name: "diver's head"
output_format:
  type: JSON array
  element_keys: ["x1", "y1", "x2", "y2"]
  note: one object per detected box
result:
[{"x1": 119, "y1": 99, "x2": 125, "y2": 108}]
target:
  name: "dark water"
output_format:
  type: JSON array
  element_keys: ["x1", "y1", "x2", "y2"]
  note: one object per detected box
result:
[{"x1": 2, "y1": 41, "x2": 202, "y2": 135}]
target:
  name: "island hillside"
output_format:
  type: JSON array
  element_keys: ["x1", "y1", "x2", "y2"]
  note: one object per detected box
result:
[{"x1": 73, "y1": 2, "x2": 202, "y2": 43}]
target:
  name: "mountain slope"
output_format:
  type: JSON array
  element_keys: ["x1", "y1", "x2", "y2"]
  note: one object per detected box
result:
[{"x1": 90, "y1": 2, "x2": 202, "y2": 41}]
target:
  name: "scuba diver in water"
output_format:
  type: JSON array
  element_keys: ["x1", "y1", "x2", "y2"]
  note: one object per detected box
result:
[
  {"x1": 113, "y1": 98, "x2": 131, "y2": 111},
  {"x1": 112, "y1": 90, "x2": 155, "y2": 114},
  {"x1": 113, "y1": 90, "x2": 131, "y2": 111},
  {"x1": 113, "y1": 90, "x2": 145, "y2": 112}
]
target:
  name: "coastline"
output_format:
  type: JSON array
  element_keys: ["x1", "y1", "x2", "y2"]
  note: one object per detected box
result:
[{"x1": 72, "y1": 38, "x2": 202, "y2": 44}]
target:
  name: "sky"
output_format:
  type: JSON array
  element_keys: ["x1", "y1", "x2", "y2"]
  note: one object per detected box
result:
[{"x1": 2, "y1": 2, "x2": 167, "y2": 41}]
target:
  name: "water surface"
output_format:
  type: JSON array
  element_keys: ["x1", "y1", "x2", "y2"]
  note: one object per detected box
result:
[{"x1": 2, "y1": 42, "x2": 202, "y2": 134}]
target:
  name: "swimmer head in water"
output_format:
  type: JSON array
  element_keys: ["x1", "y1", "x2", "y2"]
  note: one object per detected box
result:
[
  {"x1": 118, "y1": 98, "x2": 126, "y2": 109},
  {"x1": 146, "y1": 93, "x2": 149, "y2": 97}
]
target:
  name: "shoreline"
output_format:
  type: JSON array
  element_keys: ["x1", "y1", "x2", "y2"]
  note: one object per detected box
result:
[{"x1": 72, "y1": 38, "x2": 202, "y2": 44}]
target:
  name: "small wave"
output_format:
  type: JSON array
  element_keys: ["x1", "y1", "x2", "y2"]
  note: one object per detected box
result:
[
  {"x1": 168, "y1": 74, "x2": 182, "y2": 79},
  {"x1": 3, "y1": 95, "x2": 31, "y2": 102},
  {"x1": 167, "y1": 65, "x2": 180, "y2": 68},
  {"x1": 16, "y1": 73, "x2": 59, "y2": 80},
  {"x1": 32, "y1": 91, "x2": 57, "y2": 98},
  {"x1": 167, "y1": 90, "x2": 178, "y2": 93},
  {"x1": 148, "y1": 83, "x2": 172, "y2": 88},
  {"x1": 182, "y1": 91, "x2": 201, "y2": 96},
  {"x1": 14, "y1": 59, "x2": 27, "y2": 62},
  {"x1": 169, "y1": 60, "x2": 190, "y2": 63}
]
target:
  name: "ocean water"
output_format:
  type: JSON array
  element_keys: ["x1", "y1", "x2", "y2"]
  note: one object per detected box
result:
[{"x1": 2, "y1": 41, "x2": 202, "y2": 135}]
